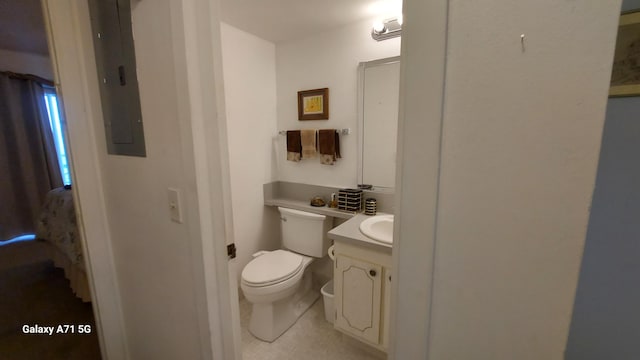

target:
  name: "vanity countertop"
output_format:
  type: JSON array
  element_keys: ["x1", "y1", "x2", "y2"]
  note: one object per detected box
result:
[
  {"x1": 263, "y1": 182, "x2": 395, "y2": 218},
  {"x1": 328, "y1": 213, "x2": 392, "y2": 253},
  {"x1": 264, "y1": 198, "x2": 355, "y2": 219}
]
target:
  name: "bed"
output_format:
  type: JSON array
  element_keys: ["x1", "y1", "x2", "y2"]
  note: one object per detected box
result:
[{"x1": 35, "y1": 187, "x2": 91, "y2": 302}]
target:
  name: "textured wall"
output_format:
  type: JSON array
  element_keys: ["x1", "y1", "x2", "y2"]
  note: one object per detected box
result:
[
  {"x1": 0, "y1": 49, "x2": 53, "y2": 80},
  {"x1": 424, "y1": 0, "x2": 621, "y2": 359},
  {"x1": 220, "y1": 22, "x2": 281, "y2": 282},
  {"x1": 276, "y1": 18, "x2": 400, "y2": 188}
]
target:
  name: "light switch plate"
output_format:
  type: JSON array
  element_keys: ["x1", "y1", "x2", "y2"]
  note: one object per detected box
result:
[{"x1": 167, "y1": 188, "x2": 183, "y2": 223}]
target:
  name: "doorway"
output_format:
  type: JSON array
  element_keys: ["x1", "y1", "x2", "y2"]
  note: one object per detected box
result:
[{"x1": 0, "y1": 0, "x2": 100, "y2": 358}]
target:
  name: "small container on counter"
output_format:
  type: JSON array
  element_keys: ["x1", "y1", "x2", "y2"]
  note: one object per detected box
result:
[
  {"x1": 310, "y1": 196, "x2": 326, "y2": 207},
  {"x1": 329, "y1": 193, "x2": 338, "y2": 208},
  {"x1": 365, "y1": 198, "x2": 377, "y2": 215}
]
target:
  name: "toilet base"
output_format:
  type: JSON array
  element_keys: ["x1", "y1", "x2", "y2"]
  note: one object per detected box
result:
[{"x1": 248, "y1": 272, "x2": 318, "y2": 342}]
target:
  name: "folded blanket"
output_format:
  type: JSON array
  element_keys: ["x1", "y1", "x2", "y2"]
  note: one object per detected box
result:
[
  {"x1": 319, "y1": 129, "x2": 341, "y2": 165},
  {"x1": 301, "y1": 129, "x2": 317, "y2": 159},
  {"x1": 286, "y1": 130, "x2": 301, "y2": 162}
]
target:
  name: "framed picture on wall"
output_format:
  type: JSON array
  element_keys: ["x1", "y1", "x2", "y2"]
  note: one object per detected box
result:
[
  {"x1": 298, "y1": 88, "x2": 329, "y2": 120},
  {"x1": 610, "y1": 10, "x2": 640, "y2": 97}
]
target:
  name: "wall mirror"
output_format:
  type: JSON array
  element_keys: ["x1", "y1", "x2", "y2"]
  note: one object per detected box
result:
[{"x1": 357, "y1": 56, "x2": 400, "y2": 190}]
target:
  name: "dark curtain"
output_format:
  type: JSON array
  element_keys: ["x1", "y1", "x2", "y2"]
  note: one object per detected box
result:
[{"x1": 0, "y1": 72, "x2": 62, "y2": 240}]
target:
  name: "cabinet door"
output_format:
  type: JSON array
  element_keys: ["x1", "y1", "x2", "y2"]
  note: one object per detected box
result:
[
  {"x1": 382, "y1": 268, "x2": 391, "y2": 350},
  {"x1": 335, "y1": 255, "x2": 382, "y2": 345}
]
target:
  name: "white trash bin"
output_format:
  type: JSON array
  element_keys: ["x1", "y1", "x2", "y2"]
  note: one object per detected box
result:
[{"x1": 321, "y1": 280, "x2": 334, "y2": 324}]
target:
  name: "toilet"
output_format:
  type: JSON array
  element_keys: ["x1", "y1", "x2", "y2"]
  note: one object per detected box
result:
[{"x1": 241, "y1": 206, "x2": 332, "y2": 342}]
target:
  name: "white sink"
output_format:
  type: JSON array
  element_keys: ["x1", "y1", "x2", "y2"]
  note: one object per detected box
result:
[{"x1": 359, "y1": 214, "x2": 394, "y2": 244}]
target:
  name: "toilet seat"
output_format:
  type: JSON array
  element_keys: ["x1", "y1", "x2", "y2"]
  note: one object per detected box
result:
[{"x1": 242, "y1": 250, "x2": 304, "y2": 287}]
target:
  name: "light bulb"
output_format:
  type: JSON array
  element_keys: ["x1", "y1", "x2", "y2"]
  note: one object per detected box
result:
[{"x1": 372, "y1": 21, "x2": 386, "y2": 34}]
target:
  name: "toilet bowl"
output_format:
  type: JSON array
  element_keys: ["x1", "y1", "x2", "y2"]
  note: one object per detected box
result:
[
  {"x1": 241, "y1": 207, "x2": 332, "y2": 342},
  {"x1": 241, "y1": 250, "x2": 317, "y2": 341},
  {"x1": 241, "y1": 249, "x2": 312, "y2": 303}
]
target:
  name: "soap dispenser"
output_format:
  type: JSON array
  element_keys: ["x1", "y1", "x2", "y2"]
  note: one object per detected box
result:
[{"x1": 329, "y1": 193, "x2": 338, "y2": 208}]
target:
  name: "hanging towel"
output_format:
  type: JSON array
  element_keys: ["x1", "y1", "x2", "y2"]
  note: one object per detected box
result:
[
  {"x1": 301, "y1": 129, "x2": 317, "y2": 159},
  {"x1": 319, "y1": 129, "x2": 341, "y2": 165},
  {"x1": 286, "y1": 130, "x2": 302, "y2": 162}
]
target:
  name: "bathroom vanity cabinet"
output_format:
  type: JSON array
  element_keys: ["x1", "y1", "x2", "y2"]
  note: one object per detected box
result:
[{"x1": 333, "y1": 240, "x2": 392, "y2": 352}]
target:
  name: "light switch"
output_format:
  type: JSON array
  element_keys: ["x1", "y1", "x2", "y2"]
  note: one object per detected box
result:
[{"x1": 167, "y1": 188, "x2": 183, "y2": 223}]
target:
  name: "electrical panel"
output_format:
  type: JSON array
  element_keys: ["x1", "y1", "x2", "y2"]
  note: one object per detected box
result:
[{"x1": 88, "y1": 0, "x2": 146, "y2": 157}]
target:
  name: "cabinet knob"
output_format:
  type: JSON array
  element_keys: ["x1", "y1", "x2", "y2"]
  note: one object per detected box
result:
[{"x1": 369, "y1": 269, "x2": 377, "y2": 277}]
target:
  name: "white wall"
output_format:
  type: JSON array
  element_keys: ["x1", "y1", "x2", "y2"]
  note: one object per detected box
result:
[
  {"x1": 220, "y1": 18, "x2": 399, "y2": 284},
  {"x1": 106, "y1": 4, "x2": 202, "y2": 357},
  {"x1": 0, "y1": 49, "x2": 53, "y2": 80},
  {"x1": 566, "y1": 1, "x2": 640, "y2": 358},
  {"x1": 220, "y1": 22, "x2": 280, "y2": 281},
  {"x1": 392, "y1": 0, "x2": 622, "y2": 358},
  {"x1": 276, "y1": 18, "x2": 400, "y2": 188},
  {"x1": 421, "y1": 1, "x2": 621, "y2": 359},
  {"x1": 65, "y1": 1, "x2": 216, "y2": 358}
]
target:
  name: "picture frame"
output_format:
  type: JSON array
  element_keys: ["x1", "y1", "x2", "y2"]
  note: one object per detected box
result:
[
  {"x1": 610, "y1": 10, "x2": 640, "y2": 97},
  {"x1": 298, "y1": 88, "x2": 329, "y2": 120}
]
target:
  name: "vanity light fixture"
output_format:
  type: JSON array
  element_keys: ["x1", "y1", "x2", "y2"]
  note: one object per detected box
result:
[{"x1": 371, "y1": 17, "x2": 402, "y2": 41}]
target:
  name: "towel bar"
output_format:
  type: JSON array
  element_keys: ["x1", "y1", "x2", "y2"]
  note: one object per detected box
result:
[{"x1": 278, "y1": 129, "x2": 350, "y2": 136}]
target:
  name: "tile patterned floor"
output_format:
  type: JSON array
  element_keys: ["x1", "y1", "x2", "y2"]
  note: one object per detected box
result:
[{"x1": 240, "y1": 296, "x2": 386, "y2": 360}]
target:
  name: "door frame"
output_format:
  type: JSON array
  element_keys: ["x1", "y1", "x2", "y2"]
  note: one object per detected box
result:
[
  {"x1": 42, "y1": 1, "x2": 129, "y2": 358},
  {"x1": 41, "y1": 0, "x2": 240, "y2": 358},
  {"x1": 43, "y1": 0, "x2": 449, "y2": 358},
  {"x1": 389, "y1": 0, "x2": 447, "y2": 358}
]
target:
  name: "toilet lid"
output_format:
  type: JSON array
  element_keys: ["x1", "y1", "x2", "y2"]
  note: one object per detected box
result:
[{"x1": 242, "y1": 250, "x2": 304, "y2": 286}]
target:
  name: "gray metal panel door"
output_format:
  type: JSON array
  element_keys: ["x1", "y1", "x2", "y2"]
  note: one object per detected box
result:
[{"x1": 88, "y1": 0, "x2": 146, "y2": 156}]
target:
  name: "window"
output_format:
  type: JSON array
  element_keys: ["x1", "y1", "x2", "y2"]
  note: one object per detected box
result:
[{"x1": 43, "y1": 88, "x2": 72, "y2": 186}]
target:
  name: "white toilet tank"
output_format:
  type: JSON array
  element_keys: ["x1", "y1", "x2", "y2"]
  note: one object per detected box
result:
[{"x1": 278, "y1": 207, "x2": 332, "y2": 257}]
